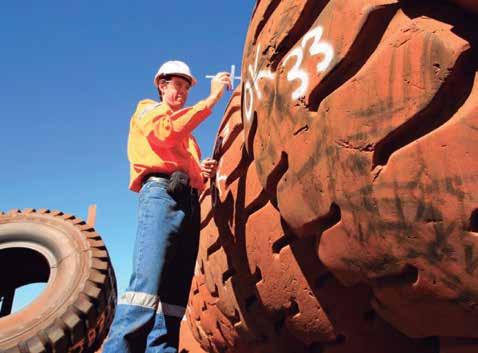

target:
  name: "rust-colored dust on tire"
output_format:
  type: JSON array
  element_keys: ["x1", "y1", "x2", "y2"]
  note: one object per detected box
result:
[
  {"x1": 185, "y1": 89, "x2": 440, "y2": 353},
  {"x1": 237, "y1": 0, "x2": 478, "y2": 351},
  {"x1": 185, "y1": 1, "x2": 478, "y2": 352}
]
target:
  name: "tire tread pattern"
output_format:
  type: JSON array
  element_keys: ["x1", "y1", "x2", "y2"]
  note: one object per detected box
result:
[{"x1": 0, "y1": 208, "x2": 117, "y2": 353}]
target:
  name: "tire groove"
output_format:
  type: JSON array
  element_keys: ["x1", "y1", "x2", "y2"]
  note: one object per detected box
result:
[
  {"x1": 269, "y1": 0, "x2": 330, "y2": 70},
  {"x1": 260, "y1": 151, "x2": 288, "y2": 200},
  {"x1": 207, "y1": 240, "x2": 222, "y2": 259},
  {"x1": 284, "y1": 199, "x2": 341, "y2": 237},
  {"x1": 470, "y1": 209, "x2": 478, "y2": 232},
  {"x1": 0, "y1": 210, "x2": 116, "y2": 352},
  {"x1": 372, "y1": 50, "x2": 475, "y2": 169},
  {"x1": 245, "y1": 190, "x2": 269, "y2": 217},
  {"x1": 252, "y1": 0, "x2": 282, "y2": 45},
  {"x1": 308, "y1": 4, "x2": 399, "y2": 111},
  {"x1": 222, "y1": 145, "x2": 252, "y2": 188}
]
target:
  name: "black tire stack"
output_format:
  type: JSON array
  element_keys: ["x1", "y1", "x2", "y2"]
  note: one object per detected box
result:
[{"x1": 0, "y1": 208, "x2": 116, "y2": 353}]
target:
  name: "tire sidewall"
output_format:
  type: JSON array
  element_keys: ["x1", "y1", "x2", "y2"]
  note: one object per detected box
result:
[{"x1": 0, "y1": 213, "x2": 93, "y2": 348}]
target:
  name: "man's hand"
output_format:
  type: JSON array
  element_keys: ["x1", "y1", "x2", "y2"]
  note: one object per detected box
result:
[
  {"x1": 201, "y1": 158, "x2": 218, "y2": 180},
  {"x1": 205, "y1": 72, "x2": 232, "y2": 109}
]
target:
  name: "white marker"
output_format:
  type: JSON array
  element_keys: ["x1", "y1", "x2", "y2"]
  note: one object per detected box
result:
[{"x1": 206, "y1": 64, "x2": 242, "y2": 90}]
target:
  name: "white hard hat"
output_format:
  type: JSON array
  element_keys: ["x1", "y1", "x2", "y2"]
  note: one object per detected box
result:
[{"x1": 153, "y1": 60, "x2": 197, "y2": 87}]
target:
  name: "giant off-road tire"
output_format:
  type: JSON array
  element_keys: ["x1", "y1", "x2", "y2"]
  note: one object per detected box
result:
[
  {"x1": 185, "y1": 90, "x2": 438, "y2": 353},
  {"x1": 0, "y1": 209, "x2": 116, "y2": 353},
  {"x1": 185, "y1": 1, "x2": 478, "y2": 352},
  {"x1": 240, "y1": 0, "x2": 478, "y2": 346}
]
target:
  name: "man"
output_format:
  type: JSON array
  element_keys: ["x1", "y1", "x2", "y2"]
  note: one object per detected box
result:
[{"x1": 103, "y1": 60, "x2": 231, "y2": 353}]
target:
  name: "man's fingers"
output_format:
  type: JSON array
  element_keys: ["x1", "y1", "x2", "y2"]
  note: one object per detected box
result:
[
  {"x1": 216, "y1": 71, "x2": 230, "y2": 77},
  {"x1": 202, "y1": 158, "x2": 217, "y2": 166},
  {"x1": 203, "y1": 166, "x2": 214, "y2": 172},
  {"x1": 202, "y1": 157, "x2": 218, "y2": 179},
  {"x1": 216, "y1": 78, "x2": 231, "y2": 87},
  {"x1": 221, "y1": 78, "x2": 232, "y2": 87},
  {"x1": 213, "y1": 72, "x2": 230, "y2": 81},
  {"x1": 225, "y1": 76, "x2": 232, "y2": 86}
]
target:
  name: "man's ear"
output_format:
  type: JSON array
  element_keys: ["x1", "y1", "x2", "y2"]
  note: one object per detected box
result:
[
  {"x1": 157, "y1": 81, "x2": 165, "y2": 95},
  {"x1": 157, "y1": 81, "x2": 167, "y2": 100}
]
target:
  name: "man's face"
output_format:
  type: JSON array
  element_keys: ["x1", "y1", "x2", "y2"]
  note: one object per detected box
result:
[{"x1": 158, "y1": 76, "x2": 191, "y2": 111}]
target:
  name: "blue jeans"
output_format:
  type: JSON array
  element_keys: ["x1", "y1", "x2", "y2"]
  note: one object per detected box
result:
[{"x1": 103, "y1": 177, "x2": 200, "y2": 353}]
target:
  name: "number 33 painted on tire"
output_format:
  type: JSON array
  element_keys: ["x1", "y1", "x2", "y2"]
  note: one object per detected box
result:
[{"x1": 244, "y1": 25, "x2": 334, "y2": 122}]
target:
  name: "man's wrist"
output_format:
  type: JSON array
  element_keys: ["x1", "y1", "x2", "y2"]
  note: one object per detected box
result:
[{"x1": 205, "y1": 94, "x2": 220, "y2": 110}]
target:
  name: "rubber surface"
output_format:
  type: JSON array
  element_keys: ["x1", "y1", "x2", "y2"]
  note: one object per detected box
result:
[
  {"x1": 186, "y1": 1, "x2": 478, "y2": 352},
  {"x1": 241, "y1": 0, "x2": 478, "y2": 343},
  {"x1": 186, "y1": 90, "x2": 438, "y2": 353},
  {"x1": 0, "y1": 208, "x2": 116, "y2": 353}
]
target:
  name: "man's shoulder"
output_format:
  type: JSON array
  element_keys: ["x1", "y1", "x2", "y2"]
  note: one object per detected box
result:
[
  {"x1": 133, "y1": 99, "x2": 164, "y2": 121},
  {"x1": 135, "y1": 98, "x2": 161, "y2": 112}
]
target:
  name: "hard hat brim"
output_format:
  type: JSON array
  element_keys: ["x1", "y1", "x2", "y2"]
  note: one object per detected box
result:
[{"x1": 154, "y1": 73, "x2": 197, "y2": 87}]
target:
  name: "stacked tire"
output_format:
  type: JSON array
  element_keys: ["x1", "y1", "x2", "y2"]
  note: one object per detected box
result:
[
  {"x1": 187, "y1": 1, "x2": 478, "y2": 352},
  {"x1": 0, "y1": 209, "x2": 116, "y2": 353}
]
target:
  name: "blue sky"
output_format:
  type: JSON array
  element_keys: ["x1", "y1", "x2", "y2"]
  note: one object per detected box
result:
[{"x1": 0, "y1": 1, "x2": 254, "y2": 311}]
